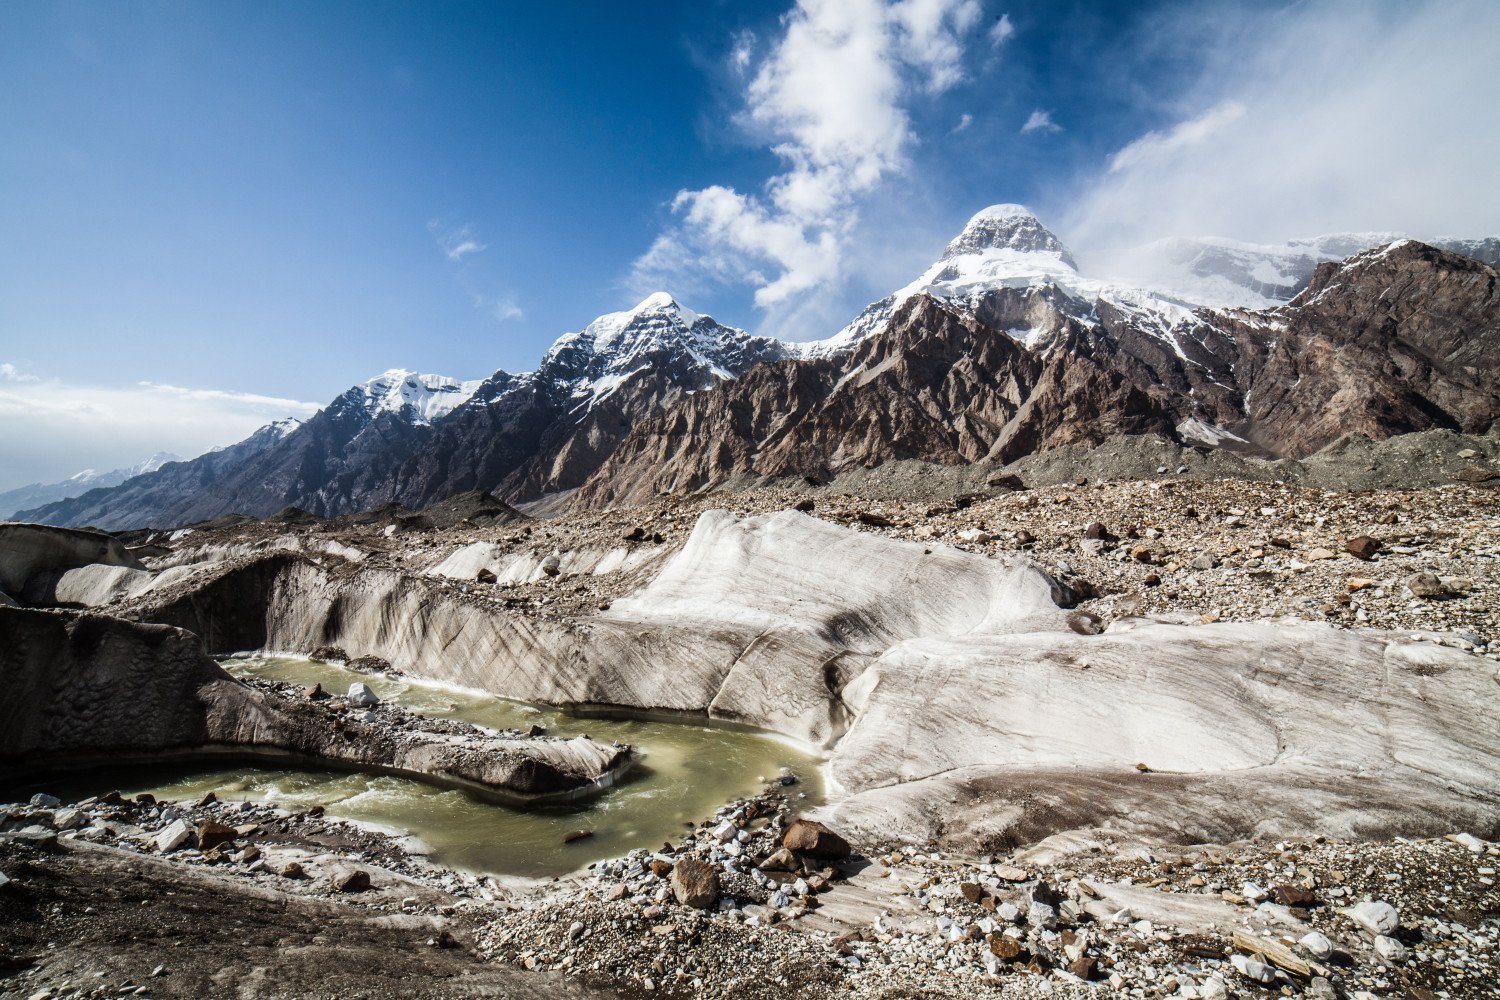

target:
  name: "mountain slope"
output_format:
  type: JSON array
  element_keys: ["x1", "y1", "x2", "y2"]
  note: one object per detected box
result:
[
  {"x1": 22, "y1": 296, "x2": 794, "y2": 529},
  {"x1": 15, "y1": 422, "x2": 300, "y2": 530},
  {"x1": 567, "y1": 236, "x2": 1500, "y2": 508}
]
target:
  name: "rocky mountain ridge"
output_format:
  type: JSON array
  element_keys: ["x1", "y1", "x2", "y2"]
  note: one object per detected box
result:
[{"x1": 17, "y1": 211, "x2": 1500, "y2": 530}]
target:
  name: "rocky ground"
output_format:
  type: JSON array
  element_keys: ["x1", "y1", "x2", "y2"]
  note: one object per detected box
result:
[
  {"x1": 6, "y1": 777, "x2": 1495, "y2": 999},
  {"x1": 9, "y1": 457, "x2": 1497, "y2": 998}
]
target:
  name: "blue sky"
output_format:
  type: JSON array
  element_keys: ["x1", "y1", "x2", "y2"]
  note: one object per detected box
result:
[{"x1": 2, "y1": 0, "x2": 1497, "y2": 490}]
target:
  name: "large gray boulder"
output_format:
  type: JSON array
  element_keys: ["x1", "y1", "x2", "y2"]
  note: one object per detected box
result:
[{"x1": 0, "y1": 521, "x2": 143, "y2": 605}]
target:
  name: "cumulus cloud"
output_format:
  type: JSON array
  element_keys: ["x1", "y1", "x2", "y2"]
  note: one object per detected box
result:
[
  {"x1": 1, "y1": 363, "x2": 41, "y2": 383},
  {"x1": 1020, "y1": 109, "x2": 1061, "y2": 135},
  {"x1": 1062, "y1": 1, "x2": 1500, "y2": 252},
  {"x1": 428, "y1": 221, "x2": 488, "y2": 261},
  {"x1": 0, "y1": 373, "x2": 321, "y2": 492},
  {"x1": 634, "y1": 0, "x2": 983, "y2": 314}
]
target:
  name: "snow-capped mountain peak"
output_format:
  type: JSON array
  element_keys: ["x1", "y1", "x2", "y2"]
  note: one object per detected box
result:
[
  {"x1": 940, "y1": 204, "x2": 1078, "y2": 269},
  {"x1": 539, "y1": 292, "x2": 793, "y2": 409},
  {"x1": 354, "y1": 369, "x2": 485, "y2": 425}
]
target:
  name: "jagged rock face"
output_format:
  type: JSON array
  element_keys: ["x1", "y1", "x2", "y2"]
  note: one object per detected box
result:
[{"x1": 1224, "y1": 242, "x2": 1500, "y2": 455}]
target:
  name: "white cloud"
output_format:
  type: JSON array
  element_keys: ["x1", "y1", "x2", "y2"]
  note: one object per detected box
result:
[
  {"x1": 987, "y1": 12, "x2": 1014, "y2": 47},
  {"x1": 428, "y1": 221, "x2": 488, "y2": 261},
  {"x1": 1063, "y1": 1, "x2": 1500, "y2": 251},
  {"x1": 1020, "y1": 108, "x2": 1061, "y2": 135},
  {"x1": 634, "y1": 0, "x2": 983, "y2": 313},
  {"x1": 0, "y1": 373, "x2": 321, "y2": 492},
  {"x1": 1106, "y1": 100, "x2": 1242, "y2": 173},
  {"x1": 489, "y1": 296, "x2": 525, "y2": 323},
  {"x1": 1, "y1": 363, "x2": 41, "y2": 383},
  {"x1": 953, "y1": 112, "x2": 973, "y2": 133}
]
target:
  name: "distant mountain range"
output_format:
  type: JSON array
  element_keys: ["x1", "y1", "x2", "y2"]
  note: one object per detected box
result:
[
  {"x1": 17, "y1": 211, "x2": 1499, "y2": 530},
  {"x1": 0, "y1": 452, "x2": 179, "y2": 519}
]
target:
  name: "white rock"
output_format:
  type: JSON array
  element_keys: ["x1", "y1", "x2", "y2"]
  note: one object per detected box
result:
[
  {"x1": 29, "y1": 793, "x2": 61, "y2": 809},
  {"x1": 52, "y1": 808, "x2": 84, "y2": 830},
  {"x1": 154, "y1": 818, "x2": 193, "y2": 853},
  {"x1": 712, "y1": 820, "x2": 737, "y2": 842},
  {"x1": 1346, "y1": 899, "x2": 1399, "y2": 935},
  {"x1": 1373, "y1": 935, "x2": 1409, "y2": 963},
  {"x1": 996, "y1": 901, "x2": 1021, "y2": 922},
  {"x1": 1299, "y1": 930, "x2": 1333, "y2": 959},
  {"x1": 1450, "y1": 832, "x2": 1486, "y2": 852},
  {"x1": 1198, "y1": 978, "x2": 1228, "y2": 1000},
  {"x1": 1229, "y1": 953, "x2": 1275, "y2": 984},
  {"x1": 1241, "y1": 880, "x2": 1270, "y2": 902},
  {"x1": 347, "y1": 682, "x2": 379, "y2": 707},
  {"x1": 1027, "y1": 901, "x2": 1058, "y2": 929}
]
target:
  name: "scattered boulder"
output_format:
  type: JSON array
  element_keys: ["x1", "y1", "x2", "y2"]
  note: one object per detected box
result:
[
  {"x1": 1345, "y1": 535, "x2": 1382, "y2": 560},
  {"x1": 347, "y1": 682, "x2": 379, "y2": 707},
  {"x1": 475, "y1": 568, "x2": 497, "y2": 584},
  {"x1": 1299, "y1": 930, "x2": 1333, "y2": 959},
  {"x1": 1190, "y1": 553, "x2": 1218, "y2": 570},
  {"x1": 280, "y1": 861, "x2": 306, "y2": 879},
  {"x1": 782, "y1": 819, "x2": 850, "y2": 859},
  {"x1": 1346, "y1": 899, "x2": 1399, "y2": 935},
  {"x1": 669, "y1": 858, "x2": 720, "y2": 909},
  {"x1": 335, "y1": 869, "x2": 372, "y2": 893},
  {"x1": 1406, "y1": 572, "x2": 1449, "y2": 598},
  {"x1": 196, "y1": 821, "x2": 238, "y2": 852},
  {"x1": 153, "y1": 819, "x2": 194, "y2": 853},
  {"x1": 760, "y1": 847, "x2": 798, "y2": 872}
]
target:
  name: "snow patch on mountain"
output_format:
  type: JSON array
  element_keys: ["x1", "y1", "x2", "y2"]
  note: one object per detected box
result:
[
  {"x1": 808, "y1": 205, "x2": 1203, "y2": 358},
  {"x1": 356, "y1": 369, "x2": 485, "y2": 425}
]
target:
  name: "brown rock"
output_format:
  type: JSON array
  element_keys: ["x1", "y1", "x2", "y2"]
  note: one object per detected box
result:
[
  {"x1": 1068, "y1": 956, "x2": 1097, "y2": 981},
  {"x1": 669, "y1": 858, "x2": 720, "y2": 909},
  {"x1": 782, "y1": 819, "x2": 851, "y2": 859},
  {"x1": 1345, "y1": 535, "x2": 1382, "y2": 560},
  {"x1": 304, "y1": 683, "x2": 327, "y2": 700},
  {"x1": 475, "y1": 567, "x2": 497, "y2": 584},
  {"x1": 280, "y1": 861, "x2": 306, "y2": 879},
  {"x1": 1407, "y1": 572, "x2": 1449, "y2": 598},
  {"x1": 760, "y1": 847, "x2": 798, "y2": 872},
  {"x1": 562, "y1": 829, "x2": 593, "y2": 844},
  {"x1": 649, "y1": 859, "x2": 674, "y2": 878},
  {"x1": 335, "y1": 869, "x2": 371, "y2": 893},
  {"x1": 792, "y1": 498, "x2": 815, "y2": 512},
  {"x1": 195, "y1": 821, "x2": 238, "y2": 852},
  {"x1": 989, "y1": 935, "x2": 1024, "y2": 961},
  {"x1": 1270, "y1": 884, "x2": 1318, "y2": 908},
  {"x1": 959, "y1": 882, "x2": 984, "y2": 903}
]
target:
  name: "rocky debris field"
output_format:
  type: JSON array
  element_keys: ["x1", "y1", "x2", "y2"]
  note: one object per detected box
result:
[
  {"x1": 113, "y1": 472, "x2": 1498, "y2": 651},
  {"x1": 472, "y1": 791, "x2": 1500, "y2": 999}
]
